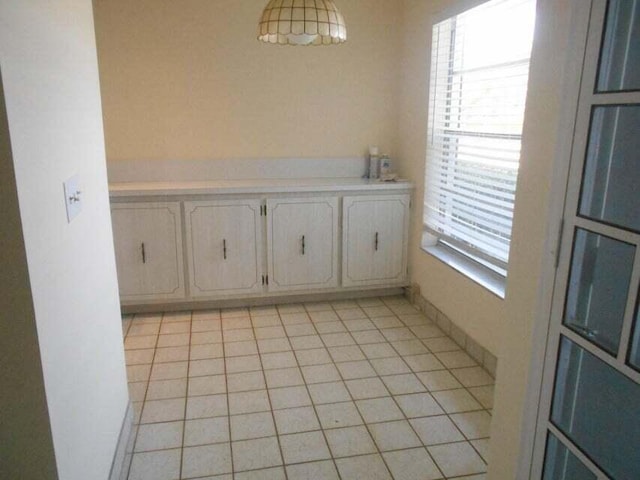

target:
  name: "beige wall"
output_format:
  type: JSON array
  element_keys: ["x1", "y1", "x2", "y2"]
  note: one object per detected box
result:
[
  {"x1": 0, "y1": 1, "x2": 129, "y2": 478},
  {"x1": 94, "y1": 0, "x2": 402, "y2": 162},
  {"x1": 396, "y1": 0, "x2": 581, "y2": 478}
]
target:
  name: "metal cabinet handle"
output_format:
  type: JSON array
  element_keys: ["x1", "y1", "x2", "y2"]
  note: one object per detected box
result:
[
  {"x1": 223, "y1": 239, "x2": 227, "y2": 260},
  {"x1": 302, "y1": 235, "x2": 306, "y2": 255},
  {"x1": 375, "y1": 232, "x2": 379, "y2": 251},
  {"x1": 141, "y1": 242, "x2": 146, "y2": 264}
]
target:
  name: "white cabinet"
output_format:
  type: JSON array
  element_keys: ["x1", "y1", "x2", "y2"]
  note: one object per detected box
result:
[
  {"x1": 184, "y1": 200, "x2": 263, "y2": 297},
  {"x1": 342, "y1": 195, "x2": 410, "y2": 287},
  {"x1": 110, "y1": 202, "x2": 185, "y2": 301},
  {"x1": 267, "y1": 197, "x2": 339, "y2": 292}
]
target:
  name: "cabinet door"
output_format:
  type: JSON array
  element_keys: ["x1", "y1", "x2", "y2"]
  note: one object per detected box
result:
[
  {"x1": 184, "y1": 200, "x2": 263, "y2": 297},
  {"x1": 111, "y1": 202, "x2": 185, "y2": 301},
  {"x1": 267, "y1": 197, "x2": 339, "y2": 292},
  {"x1": 342, "y1": 195, "x2": 410, "y2": 287}
]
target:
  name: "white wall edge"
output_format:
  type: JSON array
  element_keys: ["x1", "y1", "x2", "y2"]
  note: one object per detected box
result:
[{"x1": 109, "y1": 402, "x2": 134, "y2": 480}]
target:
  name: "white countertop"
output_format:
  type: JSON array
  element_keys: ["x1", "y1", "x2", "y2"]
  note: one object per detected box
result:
[{"x1": 109, "y1": 178, "x2": 413, "y2": 197}]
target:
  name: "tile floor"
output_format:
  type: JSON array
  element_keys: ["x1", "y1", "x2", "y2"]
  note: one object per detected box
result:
[{"x1": 122, "y1": 296, "x2": 494, "y2": 480}]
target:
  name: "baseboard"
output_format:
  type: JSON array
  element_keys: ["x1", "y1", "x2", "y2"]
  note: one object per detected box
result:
[
  {"x1": 406, "y1": 287, "x2": 498, "y2": 378},
  {"x1": 109, "y1": 402, "x2": 135, "y2": 480}
]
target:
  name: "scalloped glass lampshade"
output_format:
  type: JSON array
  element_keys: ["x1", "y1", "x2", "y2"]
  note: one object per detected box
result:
[{"x1": 257, "y1": 0, "x2": 347, "y2": 46}]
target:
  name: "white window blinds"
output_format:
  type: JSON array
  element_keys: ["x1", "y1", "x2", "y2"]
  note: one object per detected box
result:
[{"x1": 424, "y1": 0, "x2": 536, "y2": 272}]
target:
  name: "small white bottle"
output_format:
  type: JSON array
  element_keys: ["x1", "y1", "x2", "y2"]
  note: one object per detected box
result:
[{"x1": 369, "y1": 146, "x2": 380, "y2": 179}]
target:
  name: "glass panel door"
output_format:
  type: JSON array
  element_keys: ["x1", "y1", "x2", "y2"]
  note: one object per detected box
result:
[{"x1": 536, "y1": 1, "x2": 640, "y2": 478}]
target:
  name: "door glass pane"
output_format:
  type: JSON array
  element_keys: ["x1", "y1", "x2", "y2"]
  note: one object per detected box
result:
[
  {"x1": 563, "y1": 228, "x2": 635, "y2": 354},
  {"x1": 629, "y1": 293, "x2": 640, "y2": 371},
  {"x1": 579, "y1": 105, "x2": 640, "y2": 232},
  {"x1": 597, "y1": 0, "x2": 640, "y2": 92},
  {"x1": 543, "y1": 432, "x2": 596, "y2": 480},
  {"x1": 551, "y1": 336, "x2": 640, "y2": 479}
]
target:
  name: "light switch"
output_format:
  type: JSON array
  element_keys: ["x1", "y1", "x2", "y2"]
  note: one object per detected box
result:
[{"x1": 63, "y1": 174, "x2": 82, "y2": 223}]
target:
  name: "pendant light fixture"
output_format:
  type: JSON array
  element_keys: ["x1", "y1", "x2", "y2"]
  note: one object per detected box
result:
[{"x1": 258, "y1": 0, "x2": 347, "y2": 46}]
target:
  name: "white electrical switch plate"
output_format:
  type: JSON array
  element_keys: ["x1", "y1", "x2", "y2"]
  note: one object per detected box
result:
[{"x1": 63, "y1": 174, "x2": 82, "y2": 223}]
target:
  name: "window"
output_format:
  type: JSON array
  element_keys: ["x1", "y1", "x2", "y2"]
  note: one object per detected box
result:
[{"x1": 423, "y1": 0, "x2": 536, "y2": 280}]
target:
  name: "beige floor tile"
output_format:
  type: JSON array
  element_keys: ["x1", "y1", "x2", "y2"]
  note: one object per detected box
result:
[
  {"x1": 336, "y1": 360, "x2": 377, "y2": 380},
  {"x1": 269, "y1": 385, "x2": 312, "y2": 410},
  {"x1": 191, "y1": 331, "x2": 223, "y2": 345},
  {"x1": 471, "y1": 438, "x2": 490, "y2": 462},
  {"x1": 435, "y1": 351, "x2": 478, "y2": 369},
  {"x1": 154, "y1": 346, "x2": 189, "y2": 363},
  {"x1": 189, "y1": 358, "x2": 225, "y2": 377},
  {"x1": 370, "y1": 357, "x2": 411, "y2": 376},
  {"x1": 231, "y1": 411, "x2": 276, "y2": 440},
  {"x1": 277, "y1": 303, "x2": 305, "y2": 314},
  {"x1": 163, "y1": 312, "x2": 191, "y2": 323},
  {"x1": 352, "y1": 330, "x2": 387, "y2": 345},
  {"x1": 221, "y1": 317, "x2": 252, "y2": 330},
  {"x1": 301, "y1": 364, "x2": 341, "y2": 384},
  {"x1": 191, "y1": 319, "x2": 221, "y2": 332},
  {"x1": 451, "y1": 367, "x2": 495, "y2": 388},
  {"x1": 450, "y1": 411, "x2": 492, "y2": 439},
  {"x1": 251, "y1": 305, "x2": 279, "y2": 315},
  {"x1": 127, "y1": 364, "x2": 152, "y2": 383},
  {"x1": 254, "y1": 326, "x2": 287, "y2": 340},
  {"x1": 320, "y1": 332, "x2": 355, "y2": 347},
  {"x1": 286, "y1": 460, "x2": 339, "y2": 480},
  {"x1": 345, "y1": 377, "x2": 389, "y2": 400},
  {"x1": 363, "y1": 305, "x2": 394, "y2": 318},
  {"x1": 368, "y1": 420, "x2": 422, "y2": 451},
  {"x1": 191, "y1": 310, "x2": 220, "y2": 321},
  {"x1": 315, "y1": 321, "x2": 348, "y2": 334},
  {"x1": 284, "y1": 323, "x2": 317, "y2": 337},
  {"x1": 146, "y1": 379, "x2": 186, "y2": 400},
  {"x1": 331, "y1": 300, "x2": 359, "y2": 310},
  {"x1": 381, "y1": 374, "x2": 427, "y2": 395},
  {"x1": 265, "y1": 367, "x2": 304, "y2": 388},
  {"x1": 228, "y1": 389, "x2": 270, "y2": 415},
  {"x1": 189, "y1": 344, "x2": 224, "y2": 361},
  {"x1": 308, "y1": 310, "x2": 339, "y2": 322},
  {"x1": 432, "y1": 389, "x2": 483, "y2": 413},
  {"x1": 279, "y1": 431, "x2": 331, "y2": 464},
  {"x1": 357, "y1": 297, "x2": 385, "y2": 307},
  {"x1": 157, "y1": 333, "x2": 190, "y2": 348},
  {"x1": 125, "y1": 335, "x2": 157, "y2": 350},
  {"x1": 381, "y1": 327, "x2": 417, "y2": 342},
  {"x1": 150, "y1": 361, "x2": 188, "y2": 381},
  {"x1": 223, "y1": 328, "x2": 255, "y2": 343},
  {"x1": 417, "y1": 370, "x2": 463, "y2": 392},
  {"x1": 295, "y1": 348, "x2": 333, "y2": 366},
  {"x1": 258, "y1": 338, "x2": 292, "y2": 353},
  {"x1": 422, "y1": 337, "x2": 460, "y2": 353},
  {"x1": 304, "y1": 302, "x2": 333, "y2": 312},
  {"x1": 308, "y1": 381, "x2": 351, "y2": 405},
  {"x1": 395, "y1": 392, "x2": 444, "y2": 418},
  {"x1": 360, "y1": 342, "x2": 397, "y2": 359},
  {"x1": 399, "y1": 313, "x2": 432, "y2": 326},
  {"x1": 221, "y1": 308, "x2": 249, "y2": 319},
  {"x1": 134, "y1": 422, "x2": 183, "y2": 452},
  {"x1": 427, "y1": 441, "x2": 486, "y2": 477},
  {"x1": 325, "y1": 425, "x2": 376, "y2": 457},
  {"x1": 274, "y1": 406, "x2": 320, "y2": 434},
  {"x1": 382, "y1": 447, "x2": 443, "y2": 480},
  {"x1": 186, "y1": 394, "x2": 228, "y2": 419},
  {"x1": 182, "y1": 443, "x2": 232, "y2": 478},
  {"x1": 125, "y1": 348, "x2": 156, "y2": 366},
  {"x1": 128, "y1": 382, "x2": 148, "y2": 402},
  {"x1": 184, "y1": 417, "x2": 229, "y2": 446},
  {"x1": 336, "y1": 308, "x2": 367, "y2": 320},
  {"x1": 187, "y1": 375, "x2": 227, "y2": 396},
  {"x1": 129, "y1": 448, "x2": 181, "y2": 480},
  {"x1": 410, "y1": 325, "x2": 446, "y2": 339},
  {"x1": 140, "y1": 398, "x2": 185, "y2": 424},
  {"x1": 343, "y1": 319, "x2": 376, "y2": 332},
  {"x1": 403, "y1": 354, "x2": 446, "y2": 373},
  {"x1": 225, "y1": 354, "x2": 262, "y2": 374},
  {"x1": 468, "y1": 385, "x2": 495, "y2": 409},
  {"x1": 227, "y1": 371, "x2": 266, "y2": 392},
  {"x1": 335, "y1": 453, "x2": 392, "y2": 480},
  {"x1": 128, "y1": 323, "x2": 161, "y2": 337},
  {"x1": 316, "y1": 401, "x2": 363, "y2": 429},
  {"x1": 160, "y1": 322, "x2": 190, "y2": 335},
  {"x1": 410, "y1": 416, "x2": 465, "y2": 445},
  {"x1": 251, "y1": 315, "x2": 282, "y2": 328},
  {"x1": 261, "y1": 351, "x2": 298, "y2": 370},
  {"x1": 280, "y1": 312, "x2": 311, "y2": 325},
  {"x1": 289, "y1": 335, "x2": 324, "y2": 350},
  {"x1": 356, "y1": 397, "x2": 404, "y2": 423},
  {"x1": 372, "y1": 317, "x2": 404, "y2": 329},
  {"x1": 235, "y1": 466, "x2": 286, "y2": 480},
  {"x1": 232, "y1": 437, "x2": 283, "y2": 471},
  {"x1": 391, "y1": 339, "x2": 430, "y2": 356},
  {"x1": 225, "y1": 340, "x2": 259, "y2": 357}
]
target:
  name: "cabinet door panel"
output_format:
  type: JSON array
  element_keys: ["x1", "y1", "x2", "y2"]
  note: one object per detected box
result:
[
  {"x1": 111, "y1": 203, "x2": 185, "y2": 300},
  {"x1": 185, "y1": 200, "x2": 263, "y2": 297},
  {"x1": 267, "y1": 197, "x2": 339, "y2": 291},
  {"x1": 342, "y1": 195, "x2": 409, "y2": 287}
]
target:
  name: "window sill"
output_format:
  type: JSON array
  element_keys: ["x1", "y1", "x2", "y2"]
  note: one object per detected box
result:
[{"x1": 422, "y1": 244, "x2": 506, "y2": 299}]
